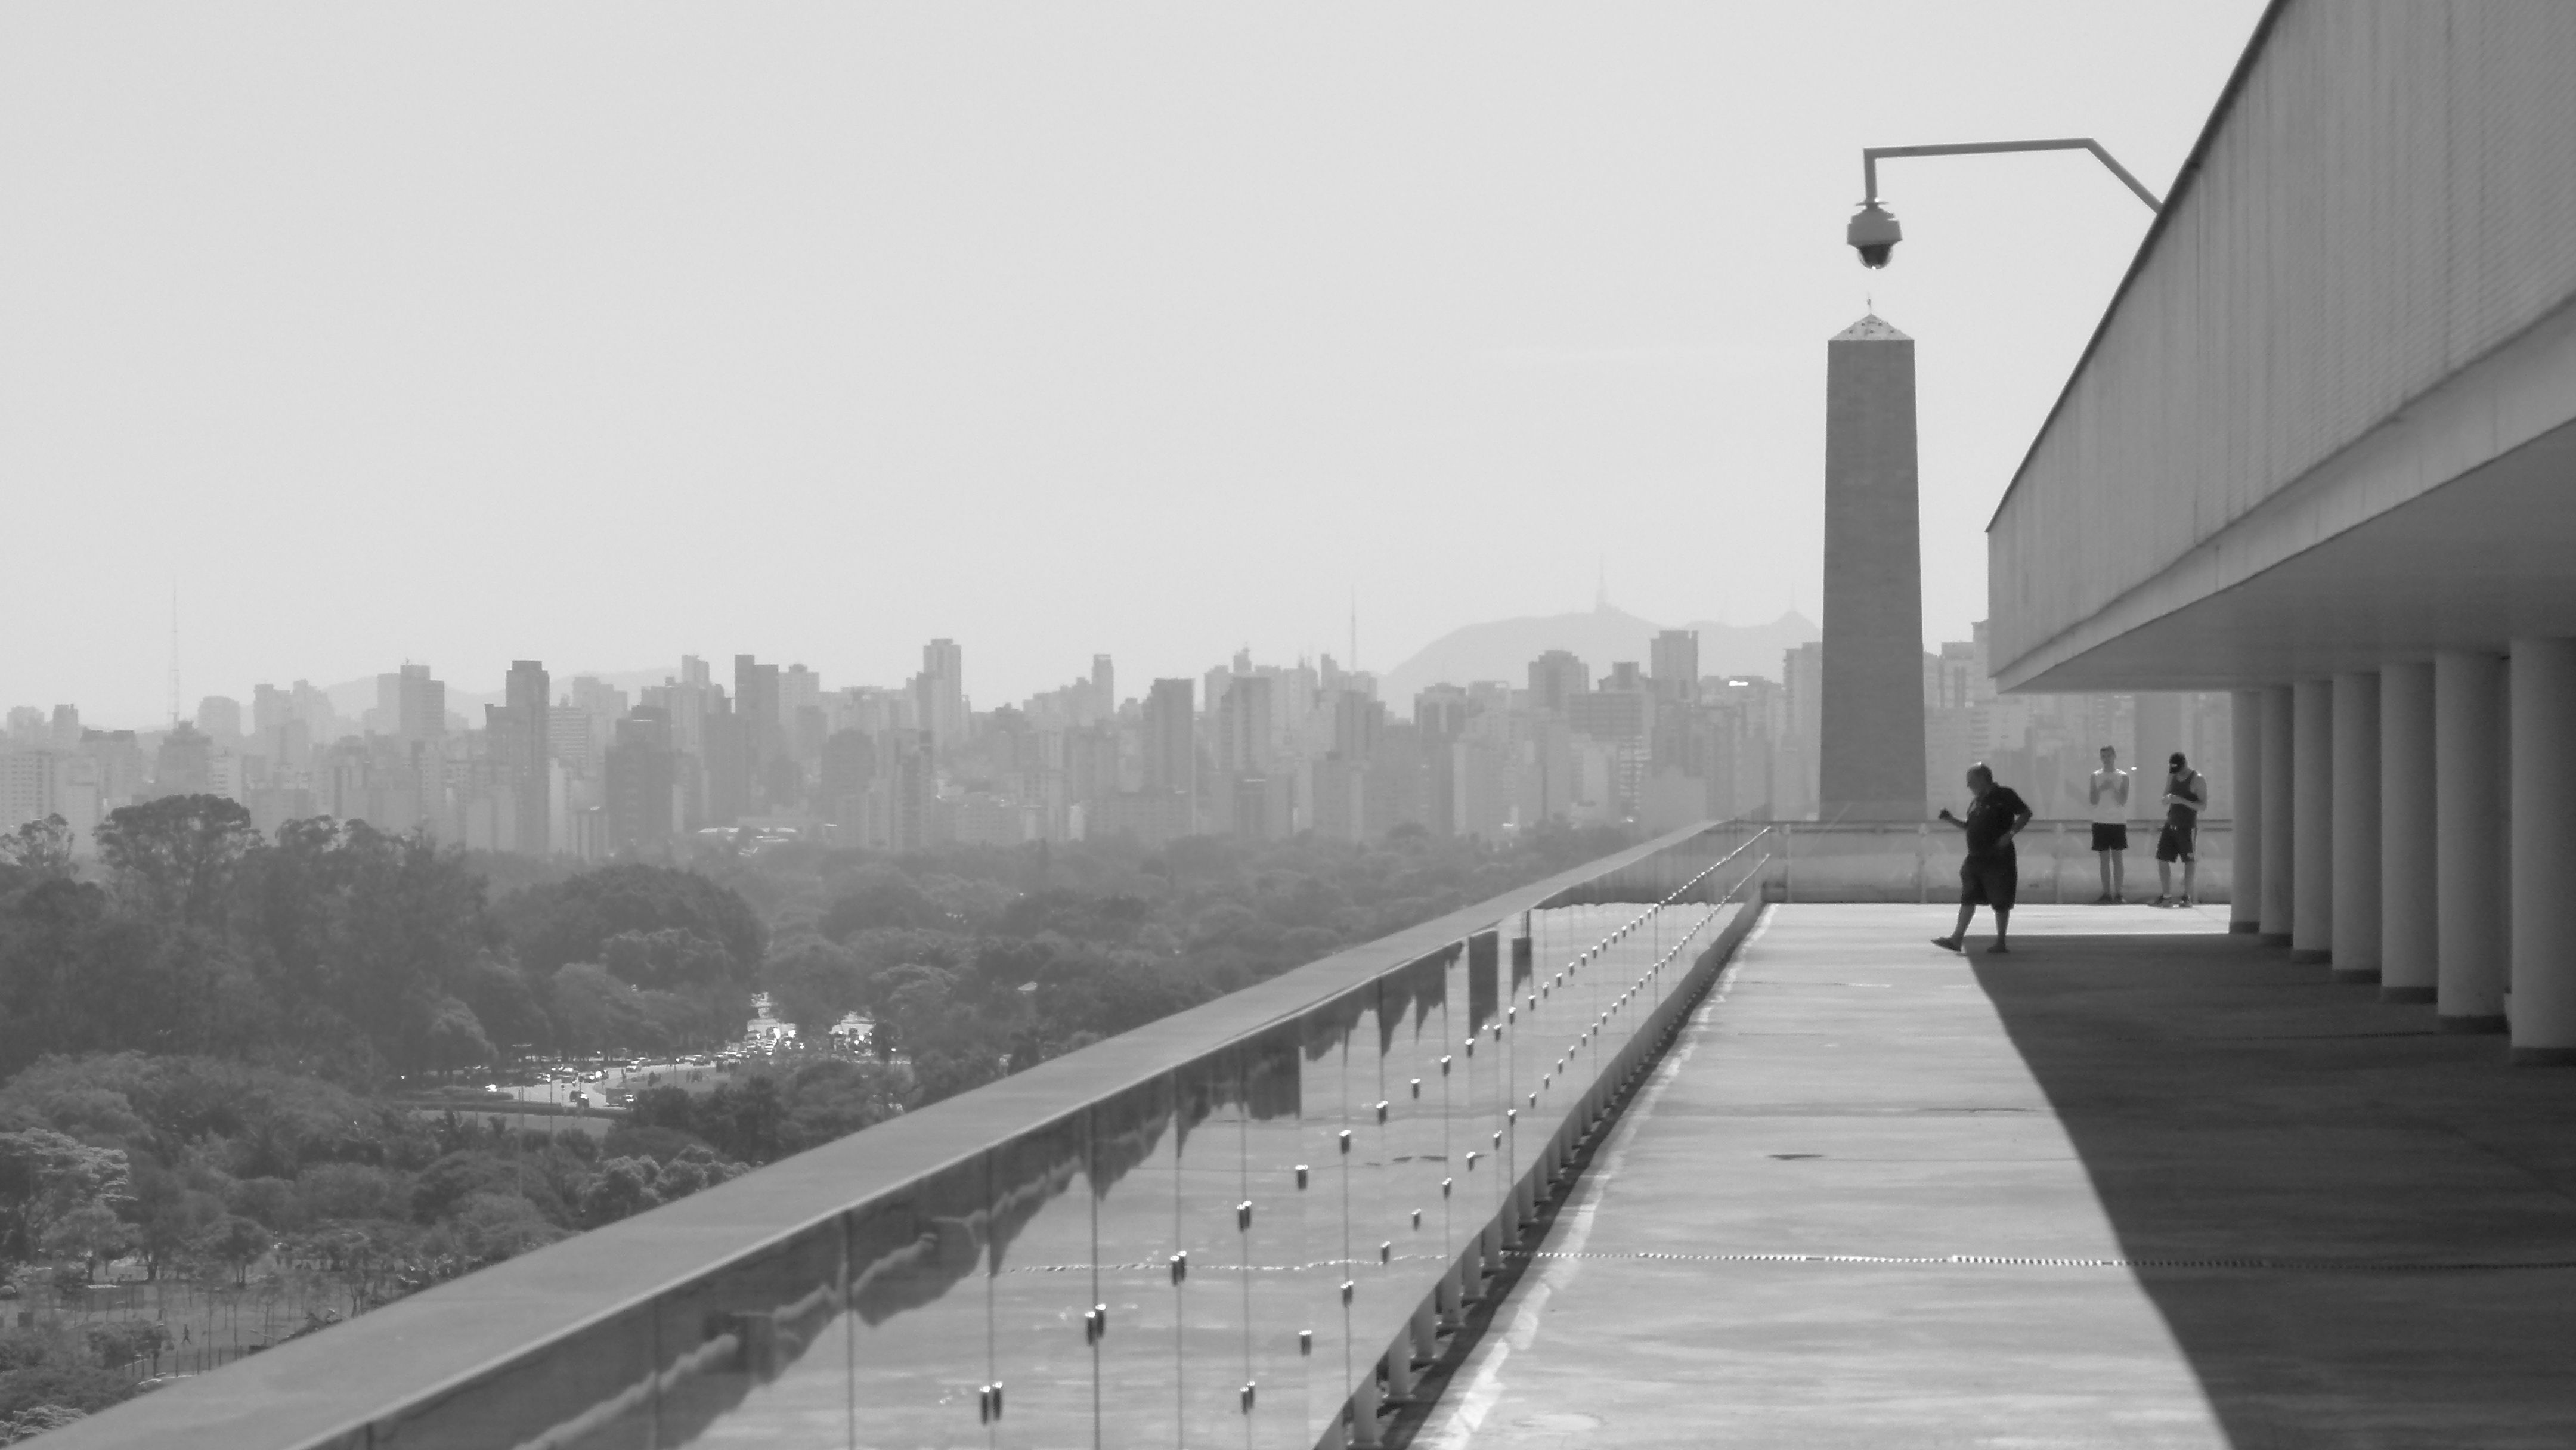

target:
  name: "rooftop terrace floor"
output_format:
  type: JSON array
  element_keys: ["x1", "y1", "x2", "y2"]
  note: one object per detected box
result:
[{"x1": 1416, "y1": 904, "x2": 2576, "y2": 1448}]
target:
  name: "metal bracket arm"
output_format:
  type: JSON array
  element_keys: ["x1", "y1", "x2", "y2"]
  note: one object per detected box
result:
[{"x1": 1862, "y1": 138, "x2": 2160, "y2": 213}]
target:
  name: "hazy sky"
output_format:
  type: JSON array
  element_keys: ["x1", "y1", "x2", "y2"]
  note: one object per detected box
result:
[{"x1": 2, "y1": 2, "x2": 2266, "y2": 726}]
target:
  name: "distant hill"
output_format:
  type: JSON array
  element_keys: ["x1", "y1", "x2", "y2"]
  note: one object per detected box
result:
[{"x1": 1377, "y1": 606, "x2": 1819, "y2": 707}]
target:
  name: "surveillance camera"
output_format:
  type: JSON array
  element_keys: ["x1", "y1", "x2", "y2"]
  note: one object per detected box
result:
[{"x1": 1847, "y1": 202, "x2": 1900, "y2": 269}]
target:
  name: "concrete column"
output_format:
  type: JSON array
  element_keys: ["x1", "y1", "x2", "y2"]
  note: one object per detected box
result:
[
  {"x1": 2231, "y1": 689, "x2": 2265, "y2": 934},
  {"x1": 2330, "y1": 672, "x2": 2382, "y2": 983},
  {"x1": 2509, "y1": 639, "x2": 2576, "y2": 1065},
  {"x1": 2379, "y1": 661, "x2": 2438, "y2": 1002},
  {"x1": 2260, "y1": 687, "x2": 2295, "y2": 943},
  {"x1": 2291, "y1": 679, "x2": 2335, "y2": 965},
  {"x1": 2435, "y1": 651, "x2": 2508, "y2": 1031}
]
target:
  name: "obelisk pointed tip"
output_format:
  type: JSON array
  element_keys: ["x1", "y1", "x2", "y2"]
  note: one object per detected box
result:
[{"x1": 1831, "y1": 314, "x2": 1910, "y2": 342}]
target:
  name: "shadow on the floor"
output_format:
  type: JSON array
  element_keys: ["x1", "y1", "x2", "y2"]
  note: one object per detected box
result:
[{"x1": 1971, "y1": 934, "x2": 2576, "y2": 1447}]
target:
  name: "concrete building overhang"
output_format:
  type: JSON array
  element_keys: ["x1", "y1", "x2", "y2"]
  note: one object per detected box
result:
[
  {"x1": 2000, "y1": 294, "x2": 2576, "y2": 692},
  {"x1": 1986, "y1": 1, "x2": 2576, "y2": 694}
]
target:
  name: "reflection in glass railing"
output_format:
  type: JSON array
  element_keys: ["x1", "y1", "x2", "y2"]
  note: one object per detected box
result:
[{"x1": 83, "y1": 825, "x2": 1773, "y2": 1450}]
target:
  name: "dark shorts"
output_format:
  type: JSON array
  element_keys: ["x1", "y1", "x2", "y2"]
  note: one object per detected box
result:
[
  {"x1": 1959, "y1": 854, "x2": 2018, "y2": 910},
  {"x1": 2090, "y1": 823, "x2": 2128, "y2": 852},
  {"x1": 2156, "y1": 821, "x2": 2197, "y2": 863}
]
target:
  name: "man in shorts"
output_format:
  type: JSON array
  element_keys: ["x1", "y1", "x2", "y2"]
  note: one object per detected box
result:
[
  {"x1": 1933, "y1": 762, "x2": 2033, "y2": 955},
  {"x1": 2088, "y1": 744, "x2": 2131, "y2": 904},
  {"x1": 2154, "y1": 751, "x2": 2205, "y2": 907}
]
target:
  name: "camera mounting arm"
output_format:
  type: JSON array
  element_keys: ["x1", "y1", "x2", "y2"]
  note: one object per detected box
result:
[
  {"x1": 1862, "y1": 138, "x2": 2160, "y2": 212},
  {"x1": 1845, "y1": 137, "x2": 2159, "y2": 267}
]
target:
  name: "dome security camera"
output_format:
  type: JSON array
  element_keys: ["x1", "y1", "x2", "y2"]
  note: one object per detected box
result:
[{"x1": 1847, "y1": 201, "x2": 1901, "y2": 268}]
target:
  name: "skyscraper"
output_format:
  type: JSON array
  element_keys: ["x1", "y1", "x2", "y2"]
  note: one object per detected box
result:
[
  {"x1": 1143, "y1": 677, "x2": 1196, "y2": 820},
  {"x1": 153, "y1": 723, "x2": 213, "y2": 797},
  {"x1": 504, "y1": 659, "x2": 551, "y2": 853},
  {"x1": 887, "y1": 730, "x2": 934, "y2": 851},
  {"x1": 195, "y1": 696, "x2": 243, "y2": 743},
  {"x1": 1650, "y1": 630, "x2": 1700, "y2": 702},
  {"x1": 1528, "y1": 650, "x2": 1590, "y2": 714},
  {"x1": 1091, "y1": 654, "x2": 1114, "y2": 723},
  {"x1": 702, "y1": 693, "x2": 747, "y2": 826},
  {"x1": 2, "y1": 752, "x2": 59, "y2": 832},
  {"x1": 381, "y1": 665, "x2": 446, "y2": 744},
  {"x1": 819, "y1": 729, "x2": 877, "y2": 823},
  {"x1": 735, "y1": 655, "x2": 782, "y2": 804},
  {"x1": 781, "y1": 664, "x2": 822, "y2": 763},
  {"x1": 918, "y1": 639, "x2": 964, "y2": 753},
  {"x1": 1783, "y1": 640, "x2": 1824, "y2": 820},
  {"x1": 1217, "y1": 673, "x2": 1274, "y2": 779},
  {"x1": 605, "y1": 708, "x2": 676, "y2": 851},
  {"x1": 252, "y1": 684, "x2": 293, "y2": 746},
  {"x1": 1414, "y1": 684, "x2": 1471, "y2": 743}
]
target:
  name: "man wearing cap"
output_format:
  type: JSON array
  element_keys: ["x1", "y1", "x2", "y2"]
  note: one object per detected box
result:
[
  {"x1": 1932, "y1": 762, "x2": 2032, "y2": 955},
  {"x1": 2154, "y1": 751, "x2": 2205, "y2": 907}
]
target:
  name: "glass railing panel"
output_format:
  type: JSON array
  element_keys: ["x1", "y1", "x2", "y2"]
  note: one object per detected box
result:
[
  {"x1": 1498, "y1": 919, "x2": 1532, "y2": 1206},
  {"x1": 1298, "y1": 986, "x2": 1361, "y2": 1439},
  {"x1": 370, "y1": 1300, "x2": 661, "y2": 1450},
  {"x1": 1456, "y1": 931, "x2": 1505, "y2": 1283},
  {"x1": 989, "y1": 1111, "x2": 1093, "y2": 1448},
  {"x1": 651, "y1": 1210, "x2": 852, "y2": 1449},
  {"x1": 1627, "y1": 903, "x2": 1662, "y2": 1068},
  {"x1": 1377, "y1": 948, "x2": 1451, "y2": 1335},
  {"x1": 1237, "y1": 1021, "x2": 1312, "y2": 1450},
  {"x1": 1433, "y1": 936, "x2": 1472, "y2": 1300},
  {"x1": 843, "y1": 1158, "x2": 992, "y2": 1449},
  {"x1": 1088, "y1": 1073, "x2": 1179, "y2": 1448},
  {"x1": 1341, "y1": 978, "x2": 1407, "y2": 1381},
  {"x1": 1174, "y1": 1045, "x2": 1253, "y2": 1446},
  {"x1": 1525, "y1": 910, "x2": 1578, "y2": 1182},
  {"x1": 1588, "y1": 906, "x2": 1635, "y2": 1090}
]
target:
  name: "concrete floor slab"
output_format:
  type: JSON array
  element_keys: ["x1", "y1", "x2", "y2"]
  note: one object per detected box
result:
[{"x1": 1414, "y1": 904, "x2": 2576, "y2": 1449}]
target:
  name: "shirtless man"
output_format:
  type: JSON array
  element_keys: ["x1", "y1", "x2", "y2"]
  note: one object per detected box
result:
[{"x1": 2088, "y1": 745, "x2": 2131, "y2": 904}]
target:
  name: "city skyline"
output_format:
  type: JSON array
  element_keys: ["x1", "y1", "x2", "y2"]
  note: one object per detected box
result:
[
  {"x1": 23, "y1": 596, "x2": 1831, "y2": 737},
  {"x1": 1, "y1": 2, "x2": 2265, "y2": 727},
  {"x1": 7, "y1": 609, "x2": 2236, "y2": 868}
]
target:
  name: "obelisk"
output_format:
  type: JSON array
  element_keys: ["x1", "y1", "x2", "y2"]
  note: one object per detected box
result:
[{"x1": 1819, "y1": 314, "x2": 1927, "y2": 820}]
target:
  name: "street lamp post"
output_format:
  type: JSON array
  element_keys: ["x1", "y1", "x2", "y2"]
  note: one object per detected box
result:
[{"x1": 1847, "y1": 137, "x2": 2160, "y2": 268}]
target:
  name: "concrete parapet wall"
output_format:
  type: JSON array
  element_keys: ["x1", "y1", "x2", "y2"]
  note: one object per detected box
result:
[{"x1": 1758, "y1": 820, "x2": 2235, "y2": 904}]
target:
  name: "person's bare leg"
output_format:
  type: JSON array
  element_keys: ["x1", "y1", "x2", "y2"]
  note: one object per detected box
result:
[
  {"x1": 2181, "y1": 858, "x2": 2196, "y2": 906},
  {"x1": 2157, "y1": 859, "x2": 2175, "y2": 903},
  {"x1": 2098, "y1": 850, "x2": 2113, "y2": 899},
  {"x1": 2113, "y1": 851, "x2": 2126, "y2": 901},
  {"x1": 1989, "y1": 906, "x2": 2011, "y2": 952},
  {"x1": 1936, "y1": 902, "x2": 1975, "y2": 949}
]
